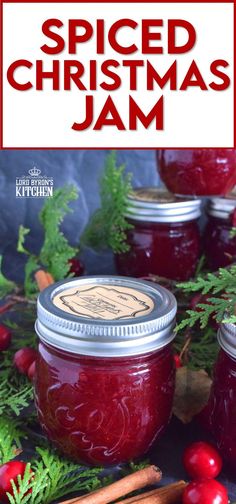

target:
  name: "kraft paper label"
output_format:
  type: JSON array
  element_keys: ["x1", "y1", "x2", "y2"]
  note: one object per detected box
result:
[
  {"x1": 129, "y1": 188, "x2": 176, "y2": 203},
  {"x1": 53, "y1": 284, "x2": 154, "y2": 320}
]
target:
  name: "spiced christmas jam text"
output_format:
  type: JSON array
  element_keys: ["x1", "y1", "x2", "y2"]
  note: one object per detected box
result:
[{"x1": 6, "y1": 18, "x2": 231, "y2": 132}]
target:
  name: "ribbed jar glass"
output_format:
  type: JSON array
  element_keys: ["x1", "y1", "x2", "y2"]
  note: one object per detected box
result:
[
  {"x1": 116, "y1": 188, "x2": 201, "y2": 281},
  {"x1": 200, "y1": 322, "x2": 236, "y2": 474},
  {"x1": 203, "y1": 195, "x2": 236, "y2": 270},
  {"x1": 35, "y1": 276, "x2": 177, "y2": 465}
]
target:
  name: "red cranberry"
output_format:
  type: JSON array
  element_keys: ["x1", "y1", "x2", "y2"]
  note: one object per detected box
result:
[
  {"x1": 0, "y1": 461, "x2": 29, "y2": 502},
  {"x1": 69, "y1": 257, "x2": 84, "y2": 277},
  {"x1": 174, "y1": 354, "x2": 182, "y2": 368},
  {"x1": 0, "y1": 325, "x2": 11, "y2": 351},
  {"x1": 183, "y1": 479, "x2": 228, "y2": 504},
  {"x1": 183, "y1": 441, "x2": 223, "y2": 480},
  {"x1": 13, "y1": 348, "x2": 38, "y2": 375}
]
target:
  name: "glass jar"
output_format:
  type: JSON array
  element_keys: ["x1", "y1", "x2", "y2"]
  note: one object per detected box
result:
[
  {"x1": 200, "y1": 323, "x2": 236, "y2": 474},
  {"x1": 116, "y1": 188, "x2": 201, "y2": 281},
  {"x1": 35, "y1": 276, "x2": 177, "y2": 465},
  {"x1": 157, "y1": 149, "x2": 236, "y2": 196},
  {"x1": 203, "y1": 195, "x2": 236, "y2": 270}
]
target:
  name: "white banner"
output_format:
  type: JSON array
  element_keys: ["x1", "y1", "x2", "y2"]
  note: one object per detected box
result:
[{"x1": 2, "y1": 2, "x2": 234, "y2": 148}]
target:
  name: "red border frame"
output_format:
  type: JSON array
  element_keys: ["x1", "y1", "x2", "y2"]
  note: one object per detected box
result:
[{"x1": 0, "y1": 0, "x2": 235, "y2": 150}]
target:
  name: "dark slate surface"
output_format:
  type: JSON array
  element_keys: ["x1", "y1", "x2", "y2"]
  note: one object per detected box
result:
[
  {"x1": 18, "y1": 411, "x2": 236, "y2": 502},
  {"x1": 0, "y1": 149, "x2": 159, "y2": 282},
  {"x1": 152, "y1": 418, "x2": 236, "y2": 501}
]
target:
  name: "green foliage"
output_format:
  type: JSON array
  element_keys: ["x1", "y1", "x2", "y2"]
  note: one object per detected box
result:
[
  {"x1": 0, "y1": 417, "x2": 26, "y2": 464},
  {"x1": 82, "y1": 151, "x2": 133, "y2": 254},
  {"x1": 0, "y1": 305, "x2": 36, "y2": 417},
  {"x1": 7, "y1": 464, "x2": 39, "y2": 504},
  {"x1": 24, "y1": 256, "x2": 40, "y2": 298},
  {"x1": 174, "y1": 327, "x2": 219, "y2": 375},
  {"x1": 176, "y1": 265, "x2": 236, "y2": 331},
  {"x1": 39, "y1": 185, "x2": 78, "y2": 280},
  {"x1": 7, "y1": 447, "x2": 103, "y2": 504},
  {"x1": 230, "y1": 227, "x2": 236, "y2": 238},
  {"x1": 0, "y1": 347, "x2": 33, "y2": 416},
  {"x1": 0, "y1": 376, "x2": 33, "y2": 416},
  {"x1": 3, "y1": 315, "x2": 37, "y2": 350},
  {"x1": 17, "y1": 186, "x2": 79, "y2": 296},
  {"x1": 194, "y1": 254, "x2": 206, "y2": 278},
  {"x1": 129, "y1": 460, "x2": 150, "y2": 472},
  {"x1": 17, "y1": 226, "x2": 31, "y2": 255},
  {"x1": 0, "y1": 256, "x2": 16, "y2": 299}
]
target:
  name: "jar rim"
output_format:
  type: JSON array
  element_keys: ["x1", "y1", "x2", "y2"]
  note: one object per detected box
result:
[
  {"x1": 36, "y1": 275, "x2": 177, "y2": 357},
  {"x1": 218, "y1": 322, "x2": 236, "y2": 358},
  {"x1": 126, "y1": 187, "x2": 201, "y2": 223},
  {"x1": 207, "y1": 194, "x2": 236, "y2": 219}
]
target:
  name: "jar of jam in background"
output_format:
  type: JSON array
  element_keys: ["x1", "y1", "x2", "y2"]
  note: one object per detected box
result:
[
  {"x1": 200, "y1": 323, "x2": 236, "y2": 474},
  {"x1": 203, "y1": 195, "x2": 236, "y2": 270},
  {"x1": 115, "y1": 188, "x2": 201, "y2": 281},
  {"x1": 157, "y1": 150, "x2": 236, "y2": 196},
  {"x1": 35, "y1": 276, "x2": 177, "y2": 466}
]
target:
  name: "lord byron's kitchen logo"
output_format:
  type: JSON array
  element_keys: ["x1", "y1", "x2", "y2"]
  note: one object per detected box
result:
[{"x1": 16, "y1": 167, "x2": 54, "y2": 198}]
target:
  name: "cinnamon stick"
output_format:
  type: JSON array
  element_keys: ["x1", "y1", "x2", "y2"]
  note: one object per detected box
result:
[
  {"x1": 35, "y1": 270, "x2": 54, "y2": 291},
  {"x1": 60, "y1": 491, "x2": 97, "y2": 504},
  {"x1": 116, "y1": 481, "x2": 187, "y2": 503},
  {"x1": 60, "y1": 465, "x2": 162, "y2": 504}
]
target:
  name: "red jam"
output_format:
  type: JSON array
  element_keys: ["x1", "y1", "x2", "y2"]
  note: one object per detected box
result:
[
  {"x1": 35, "y1": 342, "x2": 175, "y2": 465},
  {"x1": 116, "y1": 187, "x2": 201, "y2": 281},
  {"x1": 35, "y1": 276, "x2": 177, "y2": 465},
  {"x1": 200, "y1": 349, "x2": 236, "y2": 474},
  {"x1": 157, "y1": 150, "x2": 236, "y2": 196},
  {"x1": 204, "y1": 215, "x2": 236, "y2": 270},
  {"x1": 116, "y1": 219, "x2": 200, "y2": 281}
]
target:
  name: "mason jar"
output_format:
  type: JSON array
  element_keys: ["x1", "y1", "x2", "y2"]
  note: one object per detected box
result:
[
  {"x1": 115, "y1": 188, "x2": 201, "y2": 281},
  {"x1": 200, "y1": 322, "x2": 236, "y2": 474},
  {"x1": 203, "y1": 195, "x2": 236, "y2": 270},
  {"x1": 35, "y1": 276, "x2": 177, "y2": 466},
  {"x1": 157, "y1": 149, "x2": 236, "y2": 196}
]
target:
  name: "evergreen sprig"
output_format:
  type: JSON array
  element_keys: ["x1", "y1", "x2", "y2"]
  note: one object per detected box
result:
[
  {"x1": 0, "y1": 377, "x2": 33, "y2": 416},
  {"x1": 7, "y1": 447, "x2": 103, "y2": 504},
  {"x1": 17, "y1": 186, "x2": 79, "y2": 297},
  {"x1": 0, "y1": 348, "x2": 33, "y2": 416},
  {"x1": 176, "y1": 265, "x2": 236, "y2": 331},
  {"x1": 82, "y1": 151, "x2": 133, "y2": 254},
  {"x1": 174, "y1": 327, "x2": 219, "y2": 375},
  {"x1": 0, "y1": 417, "x2": 26, "y2": 464},
  {"x1": 39, "y1": 185, "x2": 78, "y2": 280}
]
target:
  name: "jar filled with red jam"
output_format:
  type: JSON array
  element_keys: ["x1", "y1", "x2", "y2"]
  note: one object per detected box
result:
[
  {"x1": 35, "y1": 276, "x2": 177, "y2": 466},
  {"x1": 200, "y1": 323, "x2": 236, "y2": 474},
  {"x1": 157, "y1": 150, "x2": 236, "y2": 196},
  {"x1": 115, "y1": 188, "x2": 201, "y2": 281},
  {"x1": 203, "y1": 195, "x2": 236, "y2": 270}
]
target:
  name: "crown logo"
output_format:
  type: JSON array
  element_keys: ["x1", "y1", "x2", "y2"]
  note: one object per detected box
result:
[{"x1": 28, "y1": 167, "x2": 41, "y2": 177}]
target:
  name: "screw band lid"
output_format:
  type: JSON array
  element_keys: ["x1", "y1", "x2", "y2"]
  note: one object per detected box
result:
[
  {"x1": 36, "y1": 275, "x2": 177, "y2": 357},
  {"x1": 126, "y1": 188, "x2": 201, "y2": 223}
]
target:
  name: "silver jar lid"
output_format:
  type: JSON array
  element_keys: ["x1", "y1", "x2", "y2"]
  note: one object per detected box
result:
[
  {"x1": 125, "y1": 188, "x2": 201, "y2": 223},
  {"x1": 35, "y1": 275, "x2": 177, "y2": 357},
  {"x1": 218, "y1": 322, "x2": 236, "y2": 358},
  {"x1": 207, "y1": 192, "x2": 236, "y2": 219}
]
